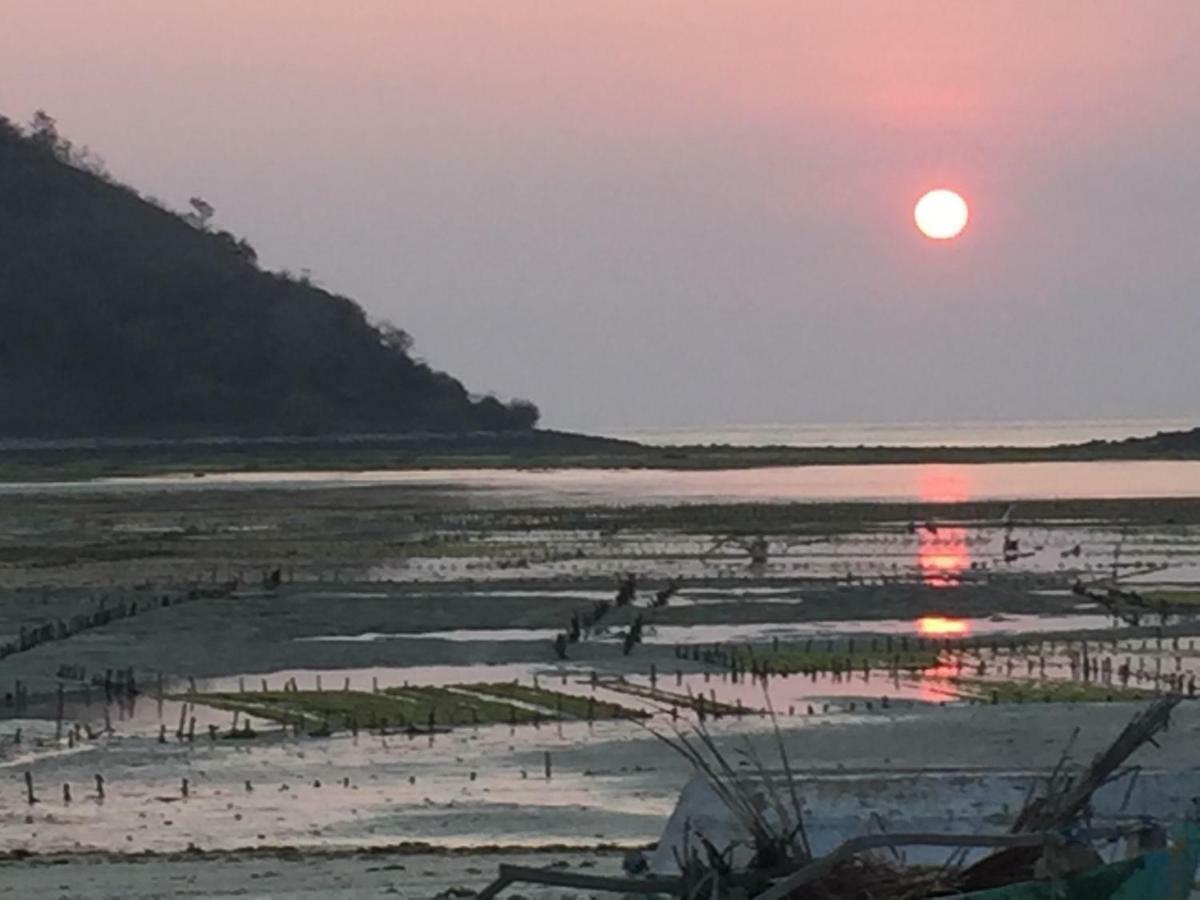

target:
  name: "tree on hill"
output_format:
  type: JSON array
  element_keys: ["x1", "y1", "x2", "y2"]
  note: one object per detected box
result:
[{"x1": 0, "y1": 111, "x2": 540, "y2": 437}]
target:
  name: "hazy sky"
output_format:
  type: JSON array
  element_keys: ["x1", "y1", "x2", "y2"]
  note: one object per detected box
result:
[{"x1": 3, "y1": 2, "x2": 1198, "y2": 431}]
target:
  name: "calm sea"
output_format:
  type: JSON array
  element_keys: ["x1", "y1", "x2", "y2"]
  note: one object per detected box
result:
[{"x1": 10, "y1": 460, "x2": 1200, "y2": 504}]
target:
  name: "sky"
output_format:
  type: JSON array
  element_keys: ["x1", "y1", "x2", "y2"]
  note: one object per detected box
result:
[{"x1": 2, "y1": 2, "x2": 1199, "y2": 432}]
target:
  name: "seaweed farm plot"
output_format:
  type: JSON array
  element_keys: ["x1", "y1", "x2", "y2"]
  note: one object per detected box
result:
[
  {"x1": 645, "y1": 642, "x2": 959, "y2": 713},
  {"x1": 363, "y1": 514, "x2": 1200, "y2": 590},
  {"x1": 948, "y1": 678, "x2": 1156, "y2": 703},
  {"x1": 3, "y1": 483, "x2": 1200, "y2": 597},
  {"x1": 181, "y1": 682, "x2": 647, "y2": 736},
  {"x1": 8, "y1": 626, "x2": 1200, "y2": 863},
  {"x1": 685, "y1": 629, "x2": 1200, "y2": 712},
  {"x1": 2, "y1": 484, "x2": 1200, "y2": 871},
  {"x1": 462, "y1": 681, "x2": 648, "y2": 722},
  {"x1": 24, "y1": 622, "x2": 1200, "y2": 766}
]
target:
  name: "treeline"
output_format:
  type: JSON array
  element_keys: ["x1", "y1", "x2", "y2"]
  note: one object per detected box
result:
[{"x1": 0, "y1": 112, "x2": 539, "y2": 437}]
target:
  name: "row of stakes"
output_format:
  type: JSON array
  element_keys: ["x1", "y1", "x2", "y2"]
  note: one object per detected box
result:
[
  {"x1": 10, "y1": 629, "x2": 1200, "y2": 735},
  {"x1": 17, "y1": 748, "x2": 561, "y2": 816},
  {"x1": 8, "y1": 686, "x2": 1192, "y2": 810},
  {"x1": 0, "y1": 581, "x2": 239, "y2": 668},
  {"x1": 671, "y1": 634, "x2": 1200, "y2": 699},
  {"x1": 17, "y1": 750, "x2": 559, "y2": 809},
  {"x1": 10, "y1": 633, "x2": 1200, "y2": 796}
]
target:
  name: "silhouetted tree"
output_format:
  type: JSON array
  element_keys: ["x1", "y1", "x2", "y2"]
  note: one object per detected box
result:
[
  {"x1": 377, "y1": 321, "x2": 414, "y2": 354},
  {"x1": 507, "y1": 399, "x2": 541, "y2": 430},
  {"x1": 185, "y1": 196, "x2": 215, "y2": 229}
]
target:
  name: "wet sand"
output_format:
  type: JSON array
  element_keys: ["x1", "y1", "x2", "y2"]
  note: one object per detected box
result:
[
  {"x1": 5, "y1": 701, "x2": 1200, "y2": 850},
  {"x1": 0, "y1": 847, "x2": 622, "y2": 900},
  {"x1": 5, "y1": 704, "x2": 1200, "y2": 897}
]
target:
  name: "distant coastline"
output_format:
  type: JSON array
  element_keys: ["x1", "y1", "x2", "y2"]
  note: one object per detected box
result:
[
  {"x1": 0, "y1": 423, "x2": 1198, "y2": 483},
  {"x1": 598, "y1": 417, "x2": 1199, "y2": 449}
]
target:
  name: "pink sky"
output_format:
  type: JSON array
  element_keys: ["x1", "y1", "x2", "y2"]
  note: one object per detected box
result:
[{"x1": 3, "y1": 2, "x2": 1198, "y2": 429}]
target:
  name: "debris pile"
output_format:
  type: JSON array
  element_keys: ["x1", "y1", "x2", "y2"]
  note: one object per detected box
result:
[{"x1": 475, "y1": 697, "x2": 1196, "y2": 898}]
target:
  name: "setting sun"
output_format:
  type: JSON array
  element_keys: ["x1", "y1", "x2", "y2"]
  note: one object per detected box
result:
[{"x1": 914, "y1": 189, "x2": 969, "y2": 240}]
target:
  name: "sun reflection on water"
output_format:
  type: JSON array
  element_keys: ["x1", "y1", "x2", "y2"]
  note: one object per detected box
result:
[
  {"x1": 918, "y1": 527, "x2": 970, "y2": 586},
  {"x1": 916, "y1": 615, "x2": 971, "y2": 637}
]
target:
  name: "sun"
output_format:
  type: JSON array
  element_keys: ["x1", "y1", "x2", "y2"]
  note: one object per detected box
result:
[{"x1": 914, "y1": 189, "x2": 968, "y2": 240}]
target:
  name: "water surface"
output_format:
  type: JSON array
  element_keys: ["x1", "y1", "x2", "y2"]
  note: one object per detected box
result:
[{"x1": 8, "y1": 460, "x2": 1200, "y2": 504}]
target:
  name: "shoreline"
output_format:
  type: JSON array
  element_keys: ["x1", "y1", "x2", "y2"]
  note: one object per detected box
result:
[
  {"x1": 0, "y1": 846, "x2": 630, "y2": 899},
  {"x1": 0, "y1": 426, "x2": 1197, "y2": 482}
]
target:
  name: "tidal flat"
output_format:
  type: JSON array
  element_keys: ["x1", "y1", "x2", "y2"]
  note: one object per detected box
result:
[{"x1": 1, "y1": 473, "x2": 1200, "y2": 896}]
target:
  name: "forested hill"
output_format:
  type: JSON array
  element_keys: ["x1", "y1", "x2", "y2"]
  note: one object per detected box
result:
[{"x1": 0, "y1": 113, "x2": 540, "y2": 438}]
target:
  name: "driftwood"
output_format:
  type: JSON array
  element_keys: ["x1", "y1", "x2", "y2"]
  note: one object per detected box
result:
[
  {"x1": 1014, "y1": 695, "x2": 1179, "y2": 833},
  {"x1": 476, "y1": 830, "x2": 1131, "y2": 900},
  {"x1": 475, "y1": 865, "x2": 682, "y2": 899},
  {"x1": 753, "y1": 829, "x2": 1129, "y2": 900}
]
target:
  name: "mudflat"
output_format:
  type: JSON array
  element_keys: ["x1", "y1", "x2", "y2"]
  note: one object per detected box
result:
[{"x1": 2, "y1": 475, "x2": 1199, "y2": 896}]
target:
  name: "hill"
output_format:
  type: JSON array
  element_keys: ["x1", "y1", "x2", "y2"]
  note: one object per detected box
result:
[{"x1": 0, "y1": 112, "x2": 539, "y2": 437}]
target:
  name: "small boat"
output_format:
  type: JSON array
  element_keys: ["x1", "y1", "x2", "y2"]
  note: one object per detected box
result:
[
  {"x1": 951, "y1": 822, "x2": 1200, "y2": 899},
  {"x1": 475, "y1": 823, "x2": 1200, "y2": 899}
]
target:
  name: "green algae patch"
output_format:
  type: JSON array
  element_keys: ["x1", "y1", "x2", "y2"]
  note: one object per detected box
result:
[
  {"x1": 182, "y1": 690, "x2": 430, "y2": 733},
  {"x1": 183, "y1": 682, "x2": 645, "y2": 735},
  {"x1": 462, "y1": 682, "x2": 647, "y2": 720},
  {"x1": 599, "y1": 678, "x2": 751, "y2": 717},
  {"x1": 1143, "y1": 590, "x2": 1200, "y2": 608},
  {"x1": 382, "y1": 684, "x2": 551, "y2": 726}
]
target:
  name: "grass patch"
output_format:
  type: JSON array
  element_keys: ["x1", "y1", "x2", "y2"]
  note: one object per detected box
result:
[
  {"x1": 1143, "y1": 590, "x2": 1200, "y2": 608},
  {"x1": 950, "y1": 678, "x2": 1156, "y2": 704}
]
